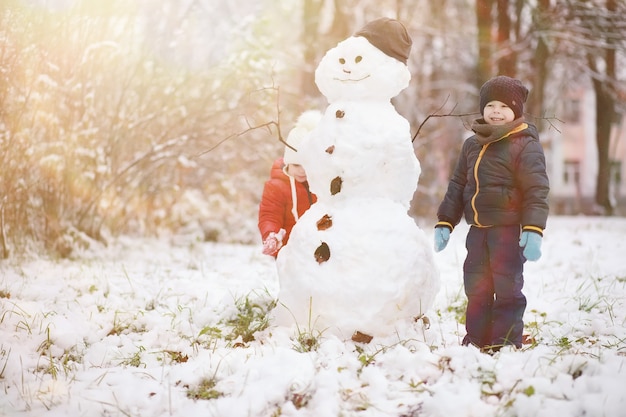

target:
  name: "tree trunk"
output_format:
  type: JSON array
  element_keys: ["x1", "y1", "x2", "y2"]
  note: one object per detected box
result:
[
  {"x1": 475, "y1": 0, "x2": 494, "y2": 85},
  {"x1": 593, "y1": 80, "x2": 614, "y2": 215},
  {"x1": 0, "y1": 204, "x2": 8, "y2": 259},
  {"x1": 496, "y1": 0, "x2": 516, "y2": 75},
  {"x1": 528, "y1": 0, "x2": 551, "y2": 127},
  {"x1": 301, "y1": 0, "x2": 323, "y2": 96},
  {"x1": 592, "y1": 0, "x2": 617, "y2": 215}
]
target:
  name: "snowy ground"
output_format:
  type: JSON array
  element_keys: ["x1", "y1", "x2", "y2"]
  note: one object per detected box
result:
[{"x1": 1, "y1": 216, "x2": 625, "y2": 417}]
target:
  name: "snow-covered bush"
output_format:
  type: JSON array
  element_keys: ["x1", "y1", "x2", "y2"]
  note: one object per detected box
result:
[{"x1": 0, "y1": 2, "x2": 300, "y2": 257}]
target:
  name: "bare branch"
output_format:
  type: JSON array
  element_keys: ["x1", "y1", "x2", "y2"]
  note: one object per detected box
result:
[
  {"x1": 412, "y1": 97, "x2": 564, "y2": 143},
  {"x1": 193, "y1": 84, "x2": 293, "y2": 157},
  {"x1": 412, "y1": 96, "x2": 477, "y2": 142},
  {"x1": 193, "y1": 120, "x2": 280, "y2": 158},
  {"x1": 532, "y1": 113, "x2": 563, "y2": 134}
]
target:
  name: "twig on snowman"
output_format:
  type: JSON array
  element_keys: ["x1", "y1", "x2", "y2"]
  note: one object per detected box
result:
[
  {"x1": 194, "y1": 85, "x2": 291, "y2": 157},
  {"x1": 252, "y1": 83, "x2": 292, "y2": 151},
  {"x1": 195, "y1": 119, "x2": 283, "y2": 157},
  {"x1": 412, "y1": 96, "x2": 476, "y2": 143}
]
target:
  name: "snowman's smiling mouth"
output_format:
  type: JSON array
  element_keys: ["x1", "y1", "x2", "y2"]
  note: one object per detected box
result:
[{"x1": 334, "y1": 74, "x2": 370, "y2": 82}]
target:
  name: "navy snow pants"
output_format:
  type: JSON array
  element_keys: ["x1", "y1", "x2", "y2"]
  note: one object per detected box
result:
[{"x1": 463, "y1": 225, "x2": 526, "y2": 349}]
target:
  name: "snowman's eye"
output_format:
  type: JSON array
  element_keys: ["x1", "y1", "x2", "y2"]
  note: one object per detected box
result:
[
  {"x1": 339, "y1": 58, "x2": 346, "y2": 64},
  {"x1": 355, "y1": 56, "x2": 362, "y2": 63}
]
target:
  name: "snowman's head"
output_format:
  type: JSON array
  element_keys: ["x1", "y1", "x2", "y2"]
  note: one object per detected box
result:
[{"x1": 315, "y1": 18, "x2": 412, "y2": 103}]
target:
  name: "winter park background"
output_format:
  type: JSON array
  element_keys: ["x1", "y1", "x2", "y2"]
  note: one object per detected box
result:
[{"x1": 1, "y1": 1, "x2": 626, "y2": 416}]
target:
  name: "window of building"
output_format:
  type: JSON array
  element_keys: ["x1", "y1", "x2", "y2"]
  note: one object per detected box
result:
[
  {"x1": 563, "y1": 99, "x2": 581, "y2": 123},
  {"x1": 611, "y1": 160, "x2": 622, "y2": 184},
  {"x1": 563, "y1": 160, "x2": 581, "y2": 184}
]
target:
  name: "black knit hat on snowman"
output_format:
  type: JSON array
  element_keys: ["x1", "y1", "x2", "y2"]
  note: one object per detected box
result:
[
  {"x1": 354, "y1": 17, "x2": 412, "y2": 64},
  {"x1": 479, "y1": 75, "x2": 529, "y2": 120}
]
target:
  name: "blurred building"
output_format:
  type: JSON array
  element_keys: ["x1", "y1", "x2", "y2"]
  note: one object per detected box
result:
[{"x1": 545, "y1": 85, "x2": 626, "y2": 215}]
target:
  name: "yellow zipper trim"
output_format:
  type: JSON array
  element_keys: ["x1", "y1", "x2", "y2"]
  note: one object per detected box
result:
[
  {"x1": 470, "y1": 123, "x2": 528, "y2": 227},
  {"x1": 471, "y1": 145, "x2": 489, "y2": 226}
]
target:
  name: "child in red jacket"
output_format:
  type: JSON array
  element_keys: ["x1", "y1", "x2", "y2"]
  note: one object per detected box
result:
[{"x1": 258, "y1": 110, "x2": 322, "y2": 257}]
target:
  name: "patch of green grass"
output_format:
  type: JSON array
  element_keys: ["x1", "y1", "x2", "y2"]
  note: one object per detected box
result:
[
  {"x1": 198, "y1": 325, "x2": 222, "y2": 339},
  {"x1": 289, "y1": 297, "x2": 326, "y2": 353},
  {"x1": 160, "y1": 350, "x2": 188, "y2": 364},
  {"x1": 445, "y1": 299, "x2": 467, "y2": 324},
  {"x1": 187, "y1": 376, "x2": 222, "y2": 400},
  {"x1": 119, "y1": 345, "x2": 146, "y2": 368},
  {"x1": 0, "y1": 345, "x2": 10, "y2": 379},
  {"x1": 556, "y1": 336, "x2": 571, "y2": 349},
  {"x1": 293, "y1": 329, "x2": 321, "y2": 353},
  {"x1": 107, "y1": 310, "x2": 145, "y2": 336},
  {"x1": 438, "y1": 285, "x2": 467, "y2": 324},
  {"x1": 223, "y1": 291, "x2": 277, "y2": 344}
]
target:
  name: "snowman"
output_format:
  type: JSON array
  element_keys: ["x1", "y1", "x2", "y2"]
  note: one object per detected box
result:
[{"x1": 275, "y1": 18, "x2": 439, "y2": 341}]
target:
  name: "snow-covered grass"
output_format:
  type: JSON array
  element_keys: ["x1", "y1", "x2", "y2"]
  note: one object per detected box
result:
[{"x1": 1, "y1": 216, "x2": 625, "y2": 417}]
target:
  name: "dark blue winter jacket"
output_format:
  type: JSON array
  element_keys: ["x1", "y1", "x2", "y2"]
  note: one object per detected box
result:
[{"x1": 436, "y1": 119, "x2": 549, "y2": 235}]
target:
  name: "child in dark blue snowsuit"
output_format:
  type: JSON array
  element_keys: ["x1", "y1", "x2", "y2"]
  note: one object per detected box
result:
[{"x1": 434, "y1": 76, "x2": 550, "y2": 350}]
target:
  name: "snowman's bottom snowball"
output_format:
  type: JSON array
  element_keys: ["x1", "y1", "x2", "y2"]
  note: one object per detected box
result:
[{"x1": 273, "y1": 199, "x2": 440, "y2": 339}]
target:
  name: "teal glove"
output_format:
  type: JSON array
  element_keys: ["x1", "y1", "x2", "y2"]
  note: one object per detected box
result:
[
  {"x1": 434, "y1": 227, "x2": 451, "y2": 252},
  {"x1": 519, "y1": 231, "x2": 542, "y2": 261}
]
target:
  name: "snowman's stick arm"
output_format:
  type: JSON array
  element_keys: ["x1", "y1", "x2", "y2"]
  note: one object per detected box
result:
[
  {"x1": 412, "y1": 94, "x2": 563, "y2": 143},
  {"x1": 412, "y1": 97, "x2": 477, "y2": 143},
  {"x1": 195, "y1": 85, "x2": 288, "y2": 156},
  {"x1": 194, "y1": 120, "x2": 280, "y2": 157}
]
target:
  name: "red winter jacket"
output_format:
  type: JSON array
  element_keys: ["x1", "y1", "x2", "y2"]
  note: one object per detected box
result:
[{"x1": 258, "y1": 158, "x2": 316, "y2": 250}]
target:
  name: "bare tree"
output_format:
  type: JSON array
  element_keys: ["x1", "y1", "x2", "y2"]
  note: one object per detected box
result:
[
  {"x1": 527, "y1": 0, "x2": 551, "y2": 127},
  {"x1": 553, "y1": 0, "x2": 626, "y2": 214},
  {"x1": 474, "y1": 0, "x2": 530, "y2": 83},
  {"x1": 474, "y1": 0, "x2": 625, "y2": 215},
  {"x1": 302, "y1": 0, "x2": 325, "y2": 96},
  {"x1": 0, "y1": 1, "x2": 297, "y2": 256},
  {"x1": 476, "y1": 0, "x2": 495, "y2": 85},
  {"x1": 587, "y1": 0, "x2": 621, "y2": 215}
]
